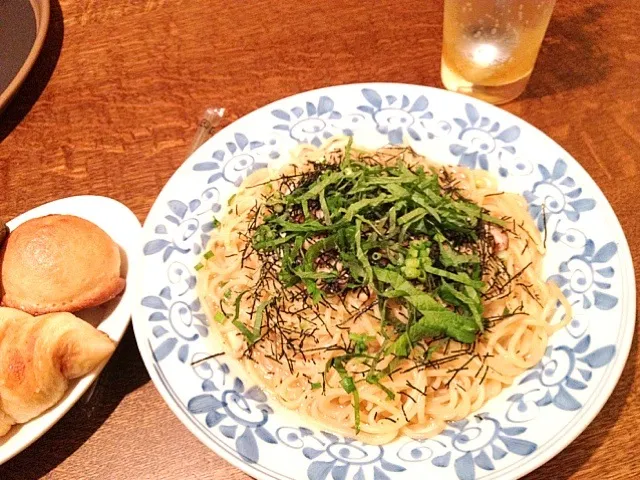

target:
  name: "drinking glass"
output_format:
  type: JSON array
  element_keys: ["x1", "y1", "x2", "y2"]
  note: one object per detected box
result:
[{"x1": 441, "y1": 0, "x2": 556, "y2": 104}]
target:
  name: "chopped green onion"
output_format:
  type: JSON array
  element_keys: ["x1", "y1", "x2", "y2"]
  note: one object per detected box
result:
[
  {"x1": 405, "y1": 258, "x2": 420, "y2": 269},
  {"x1": 194, "y1": 262, "x2": 204, "y2": 271},
  {"x1": 402, "y1": 266, "x2": 420, "y2": 279},
  {"x1": 340, "y1": 376, "x2": 356, "y2": 393},
  {"x1": 349, "y1": 333, "x2": 374, "y2": 354}
]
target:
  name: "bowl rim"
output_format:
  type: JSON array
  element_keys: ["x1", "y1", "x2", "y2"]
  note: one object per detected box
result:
[{"x1": 0, "y1": 0, "x2": 51, "y2": 111}]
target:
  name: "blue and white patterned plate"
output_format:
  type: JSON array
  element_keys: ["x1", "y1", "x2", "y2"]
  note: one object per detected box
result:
[{"x1": 132, "y1": 83, "x2": 635, "y2": 480}]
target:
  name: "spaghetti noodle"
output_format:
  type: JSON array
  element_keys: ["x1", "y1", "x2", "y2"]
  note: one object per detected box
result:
[{"x1": 197, "y1": 138, "x2": 570, "y2": 444}]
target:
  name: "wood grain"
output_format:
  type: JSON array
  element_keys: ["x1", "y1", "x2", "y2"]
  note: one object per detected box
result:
[{"x1": 0, "y1": 0, "x2": 638, "y2": 478}]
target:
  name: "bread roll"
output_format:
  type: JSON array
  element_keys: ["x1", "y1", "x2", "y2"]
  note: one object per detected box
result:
[{"x1": 0, "y1": 215, "x2": 125, "y2": 315}]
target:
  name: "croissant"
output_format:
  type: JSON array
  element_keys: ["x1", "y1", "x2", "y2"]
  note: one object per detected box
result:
[{"x1": 0, "y1": 307, "x2": 115, "y2": 435}]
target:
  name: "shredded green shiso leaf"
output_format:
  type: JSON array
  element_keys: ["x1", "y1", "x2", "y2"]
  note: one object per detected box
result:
[{"x1": 219, "y1": 139, "x2": 523, "y2": 433}]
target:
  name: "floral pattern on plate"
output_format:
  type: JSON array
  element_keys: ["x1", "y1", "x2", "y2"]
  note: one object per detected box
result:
[{"x1": 133, "y1": 84, "x2": 635, "y2": 480}]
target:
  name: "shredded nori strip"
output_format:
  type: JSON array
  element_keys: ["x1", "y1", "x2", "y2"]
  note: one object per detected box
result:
[{"x1": 216, "y1": 140, "x2": 530, "y2": 433}]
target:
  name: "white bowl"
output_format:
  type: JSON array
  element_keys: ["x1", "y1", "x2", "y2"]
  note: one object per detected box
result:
[{"x1": 0, "y1": 195, "x2": 141, "y2": 465}]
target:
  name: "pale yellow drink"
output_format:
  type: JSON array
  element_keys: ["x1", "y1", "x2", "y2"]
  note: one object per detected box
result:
[{"x1": 441, "y1": 0, "x2": 556, "y2": 104}]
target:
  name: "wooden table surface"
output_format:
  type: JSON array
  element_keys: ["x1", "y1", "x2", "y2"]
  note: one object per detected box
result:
[{"x1": 0, "y1": 0, "x2": 638, "y2": 478}]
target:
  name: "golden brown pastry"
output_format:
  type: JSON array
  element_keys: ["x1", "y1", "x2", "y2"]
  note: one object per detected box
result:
[
  {"x1": 0, "y1": 214, "x2": 125, "y2": 315},
  {"x1": 0, "y1": 307, "x2": 115, "y2": 435}
]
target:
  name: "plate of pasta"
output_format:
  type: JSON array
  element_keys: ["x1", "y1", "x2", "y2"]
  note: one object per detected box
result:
[{"x1": 133, "y1": 83, "x2": 635, "y2": 480}]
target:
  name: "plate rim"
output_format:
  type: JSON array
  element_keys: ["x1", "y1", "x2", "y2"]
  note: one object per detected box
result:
[{"x1": 132, "y1": 82, "x2": 637, "y2": 480}]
